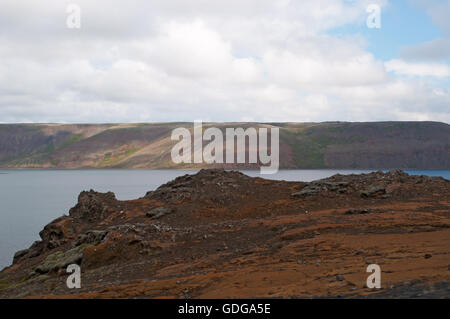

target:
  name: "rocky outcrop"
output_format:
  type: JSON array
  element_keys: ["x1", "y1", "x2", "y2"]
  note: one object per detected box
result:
[
  {"x1": 145, "y1": 169, "x2": 252, "y2": 205},
  {"x1": 292, "y1": 181, "x2": 349, "y2": 197},
  {"x1": 12, "y1": 249, "x2": 29, "y2": 264},
  {"x1": 73, "y1": 230, "x2": 108, "y2": 247},
  {"x1": 11, "y1": 191, "x2": 115, "y2": 265},
  {"x1": 146, "y1": 207, "x2": 175, "y2": 219},
  {"x1": 12, "y1": 216, "x2": 77, "y2": 265},
  {"x1": 291, "y1": 169, "x2": 446, "y2": 199},
  {"x1": 1, "y1": 169, "x2": 449, "y2": 299},
  {"x1": 39, "y1": 216, "x2": 77, "y2": 250},
  {"x1": 360, "y1": 184, "x2": 386, "y2": 198},
  {"x1": 34, "y1": 244, "x2": 90, "y2": 274},
  {"x1": 69, "y1": 190, "x2": 117, "y2": 222}
]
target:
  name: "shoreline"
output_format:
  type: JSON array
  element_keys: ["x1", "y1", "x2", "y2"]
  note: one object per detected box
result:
[{"x1": 1, "y1": 169, "x2": 449, "y2": 298}]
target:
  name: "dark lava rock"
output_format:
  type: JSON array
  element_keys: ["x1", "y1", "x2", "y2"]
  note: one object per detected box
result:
[
  {"x1": 354, "y1": 249, "x2": 366, "y2": 256},
  {"x1": 345, "y1": 208, "x2": 370, "y2": 215},
  {"x1": 11, "y1": 191, "x2": 114, "y2": 264},
  {"x1": 146, "y1": 207, "x2": 175, "y2": 219},
  {"x1": 12, "y1": 249, "x2": 29, "y2": 264},
  {"x1": 39, "y1": 216, "x2": 77, "y2": 250},
  {"x1": 292, "y1": 180, "x2": 350, "y2": 197},
  {"x1": 145, "y1": 169, "x2": 252, "y2": 204},
  {"x1": 69, "y1": 190, "x2": 117, "y2": 222},
  {"x1": 291, "y1": 186, "x2": 321, "y2": 197},
  {"x1": 74, "y1": 230, "x2": 108, "y2": 247},
  {"x1": 35, "y1": 244, "x2": 90, "y2": 274},
  {"x1": 360, "y1": 184, "x2": 386, "y2": 198}
]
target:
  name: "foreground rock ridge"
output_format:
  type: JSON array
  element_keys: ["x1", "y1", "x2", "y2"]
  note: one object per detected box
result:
[{"x1": 0, "y1": 169, "x2": 449, "y2": 298}]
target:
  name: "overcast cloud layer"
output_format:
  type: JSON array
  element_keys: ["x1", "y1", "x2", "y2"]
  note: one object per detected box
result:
[{"x1": 0, "y1": 0, "x2": 449, "y2": 123}]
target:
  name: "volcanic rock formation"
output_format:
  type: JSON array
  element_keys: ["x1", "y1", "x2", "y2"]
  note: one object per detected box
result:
[{"x1": 0, "y1": 169, "x2": 449, "y2": 298}]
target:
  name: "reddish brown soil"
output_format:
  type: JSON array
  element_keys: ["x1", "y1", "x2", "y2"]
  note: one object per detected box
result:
[{"x1": 0, "y1": 169, "x2": 449, "y2": 299}]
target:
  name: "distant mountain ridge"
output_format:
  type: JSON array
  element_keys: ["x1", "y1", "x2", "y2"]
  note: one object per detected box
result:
[{"x1": 0, "y1": 122, "x2": 449, "y2": 169}]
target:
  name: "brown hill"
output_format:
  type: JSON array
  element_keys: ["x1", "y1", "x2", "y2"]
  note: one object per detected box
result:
[{"x1": 0, "y1": 121, "x2": 449, "y2": 169}]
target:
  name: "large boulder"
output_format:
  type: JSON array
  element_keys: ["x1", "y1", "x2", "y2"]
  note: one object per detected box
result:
[
  {"x1": 34, "y1": 244, "x2": 91, "y2": 274},
  {"x1": 39, "y1": 216, "x2": 77, "y2": 250},
  {"x1": 291, "y1": 181, "x2": 349, "y2": 197},
  {"x1": 146, "y1": 207, "x2": 175, "y2": 219},
  {"x1": 360, "y1": 184, "x2": 386, "y2": 198},
  {"x1": 73, "y1": 230, "x2": 108, "y2": 247},
  {"x1": 12, "y1": 249, "x2": 29, "y2": 264},
  {"x1": 69, "y1": 190, "x2": 117, "y2": 222},
  {"x1": 145, "y1": 169, "x2": 251, "y2": 204}
]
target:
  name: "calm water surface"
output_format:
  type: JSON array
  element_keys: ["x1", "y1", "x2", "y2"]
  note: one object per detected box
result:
[{"x1": 0, "y1": 169, "x2": 448, "y2": 269}]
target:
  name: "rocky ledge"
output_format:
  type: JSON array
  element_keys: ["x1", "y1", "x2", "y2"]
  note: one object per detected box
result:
[{"x1": 0, "y1": 169, "x2": 449, "y2": 298}]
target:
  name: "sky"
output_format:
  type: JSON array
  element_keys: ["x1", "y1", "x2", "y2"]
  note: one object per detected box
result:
[{"x1": 0, "y1": 0, "x2": 449, "y2": 123}]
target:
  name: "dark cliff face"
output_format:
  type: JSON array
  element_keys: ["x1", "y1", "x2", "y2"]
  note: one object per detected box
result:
[
  {"x1": 280, "y1": 121, "x2": 450, "y2": 169},
  {"x1": 319, "y1": 122, "x2": 450, "y2": 169},
  {"x1": 0, "y1": 169, "x2": 449, "y2": 298},
  {"x1": 0, "y1": 121, "x2": 449, "y2": 169}
]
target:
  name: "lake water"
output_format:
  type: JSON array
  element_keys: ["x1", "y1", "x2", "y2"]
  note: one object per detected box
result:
[{"x1": 0, "y1": 169, "x2": 449, "y2": 269}]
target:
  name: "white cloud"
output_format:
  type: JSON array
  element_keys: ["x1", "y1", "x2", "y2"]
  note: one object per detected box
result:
[
  {"x1": 0, "y1": 0, "x2": 448, "y2": 124},
  {"x1": 263, "y1": 37, "x2": 387, "y2": 88},
  {"x1": 385, "y1": 59, "x2": 450, "y2": 78}
]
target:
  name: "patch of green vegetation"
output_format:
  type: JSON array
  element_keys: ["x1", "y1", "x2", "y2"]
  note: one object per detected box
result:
[
  {"x1": 43, "y1": 142, "x2": 55, "y2": 155},
  {"x1": 106, "y1": 126, "x2": 148, "y2": 133},
  {"x1": 0, "y1": 279, "x2": 10, "y2": 290},
  {"x1": 282, "y1": 126, "x2": 358, "y2": 168},
  {"x1": 326, "y1": 126, "x2": 344, "y2": 134},
  {"x1": 111, "y1": 162, "x2": 128, "y2": 169},
  {"x1": 24, "y1": 124, "x2": 44, "y2": 132},
  {"x1": 290, "y1": 138, "x2": 328, "y2": 168},
  {"x1": 0, "y1": 276, "x2": 30, "y2": 291},
  {"x1": 11, "y1": 140, "x2": 58, "y2": 166},
  {"x1": 284, "y1": 128, "x2": 306, "y2": 137},
  {"x1": 35, "y1": 244, "x2": 92, "y2": 274},
  {"x1": 124, "y1": 148, "x2": 139, "y2": 157},
  {"x1": 352, "y1": 134, "x2": 367, "y2": 143},
  {"x1": 98, "y1": 147, "x2": 140, "y2": 167},
  {"x1": 57, "y1": 133, "x2": 84, "y2": 150},
  {"x1": 50, "y1": 160, "x2": 59, "y2": 166}
]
